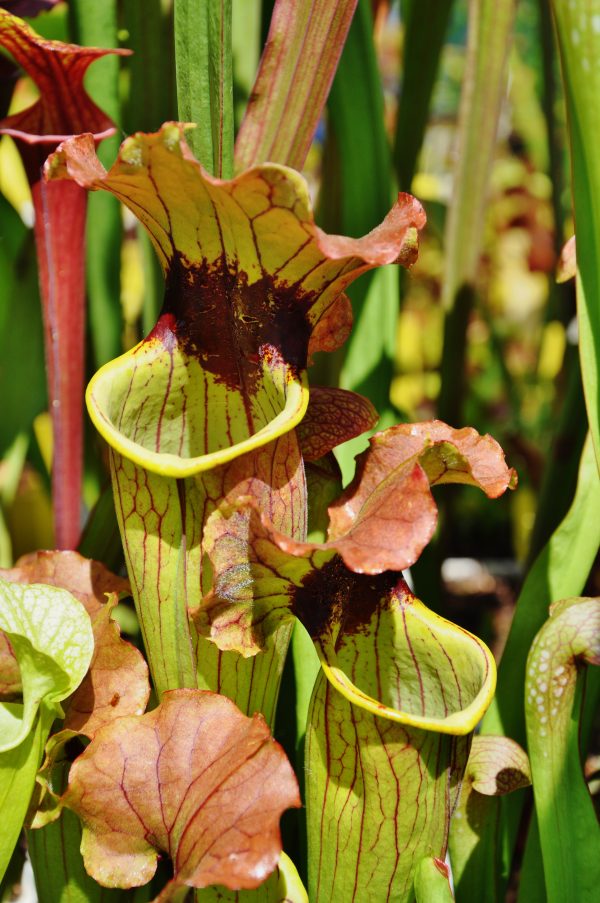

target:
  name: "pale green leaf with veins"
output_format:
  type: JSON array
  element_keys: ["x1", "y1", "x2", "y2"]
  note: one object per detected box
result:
[
  {"x1": 0, "y1": 578, "x2": 94, "y2": 751},
  {"x1": 0, "y1": 577, "x2": 93, "y2": 880}
]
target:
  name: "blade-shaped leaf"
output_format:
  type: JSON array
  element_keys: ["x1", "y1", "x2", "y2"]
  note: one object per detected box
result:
[
  {"x1": 234, "y1": 0, "x2": 358, "y2": 172},
  {"x1": 63, "y1": 689, "x2": 300, "y2": 894},
  {"x1": 551, "y1": 0, "x2": 600, "y2": 470},
  {"x1": 437, "y1": 0, "x2": 515, "y2": 427},
  {"x1": 174, "y1": 0, "x2": 233, "y2": 177}
]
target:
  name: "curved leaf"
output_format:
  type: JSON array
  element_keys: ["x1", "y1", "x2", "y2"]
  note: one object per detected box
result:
[
  {"x1": 63, "y1": 689, "x2": 300, "y2": 893},
  {"x1": 0, "y1": 578, "x2": 93, "y2": 881},
  {"x1": 0, "y1": 577, "x2": 93, "y2": 751},
  {"x1": 525, "y1": 596, "x2": 600, "y2": 903}
]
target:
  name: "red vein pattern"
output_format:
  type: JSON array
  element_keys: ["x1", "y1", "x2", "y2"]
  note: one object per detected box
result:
[
  {"x1": 306, "y1": 671, "x2": 470, "y2": 902},
  {"x1": 64, "y1": 689, "x2": 300, "y2": 893}
]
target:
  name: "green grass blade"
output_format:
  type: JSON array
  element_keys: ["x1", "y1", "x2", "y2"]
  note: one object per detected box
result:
[
  {"x1": 122, "y1": 0, "x2": 175, "y2": 133},
  {"x1": 482, "y1": 434, "x2": 600, "y2": 743},
  {"x1": 551, "y1": 0, "x2": 600, "y2": 472},
  {"x1": 174, "y1": 0, "x2": 233, "y2": 177},
  {"x1": 394, "y1": 0, "x2": 454, "y2": 191},
  {"x1": 438, "y1": 0, "x2": 515, "y2": 426}
]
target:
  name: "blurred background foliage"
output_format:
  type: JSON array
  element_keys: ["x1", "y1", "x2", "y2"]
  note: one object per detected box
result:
[{"x1": 0, "y1": 0, "x2": 595, "y2": 663}]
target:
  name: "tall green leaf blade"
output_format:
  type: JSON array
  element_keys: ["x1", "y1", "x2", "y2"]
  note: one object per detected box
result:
[
  {"x1": 551, "y1": 0, "x2": 600, "y2": 471},
  {"x1": 123, "y1": 0, "x2": 175, "y2": 134},
  {"x1": 482, "y1": 434, "x2": 600, "y2": 743},
  {"x1": 234, "y1": 0, "x2": 358, "y2": 172},
  {"x1": 174, "y1": 0, "x2": 233, "y2": 177},
  {"x1": 0, "y1": 708, "x2": 49, "y2": 883},
  {"x1": 394, "y1": 0, "x2": 454, "y2": 191},
  {"x1": 438, "y1": 0, "x2": 515, "y2": 426}
]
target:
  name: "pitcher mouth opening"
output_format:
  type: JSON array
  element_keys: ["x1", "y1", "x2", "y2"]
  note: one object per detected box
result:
[
  {"x1": 316, "y1": 596, "x2": 496, "y2": 736},
  {"x1": 86, "y1": 334, "x2": 309, "y2": 478}
]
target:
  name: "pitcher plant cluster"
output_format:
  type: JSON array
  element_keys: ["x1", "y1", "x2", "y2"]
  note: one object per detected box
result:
[{"x1": 0, "y1": 3, "x2": 599, "y2": 903}]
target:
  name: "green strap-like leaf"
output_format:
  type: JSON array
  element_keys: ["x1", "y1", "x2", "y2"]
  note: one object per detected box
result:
[
  {"x1": 525, "y1": 596, "x2": 600, "y2": 903},
  {"x1": 393, "y1": 0, "x2": 454, "y2": 191},
  {"x1": 0, "y1": 706, "x2": 51, "y2": 883},
  {"x1": 174, "y1": 0, "x2": 233, "y2": 177},
  {"x1": 551, "y1": 0, "x2": 600, "y2": 471},
  {"x1": 438, "y1": 0, "x2": 515, "y2": 426},
  {"x1": 483, "y1": 434, "x2": 600, "y2": 743}
]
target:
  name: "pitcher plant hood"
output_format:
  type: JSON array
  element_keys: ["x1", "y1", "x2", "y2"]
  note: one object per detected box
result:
[{"x1": 46, "y1": 122, "x2": 426, "y2": 477}]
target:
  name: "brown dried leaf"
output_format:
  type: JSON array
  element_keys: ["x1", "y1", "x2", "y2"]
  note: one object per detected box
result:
[
  {"x1": 0, "y1": 550, "x2": 149, "y2": 736},
  {"x1": 557, "y1": 235, "x2": 576, "y2": 283},
  {"x1": 297, "y1": 387, "x2": 378, "y2": 462},
  {"x1": 326, "y1": 420, "x2": 516, "y2": 572},
  {"x1": 63, "y1": 689, "x2": 301, "y2": 893},
  {"x1": 0, "y1": 549, "x2": 130, "y2": 612},
  {"x1": 64, "y1": 594, "x2": 149, "y2": 737}
]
